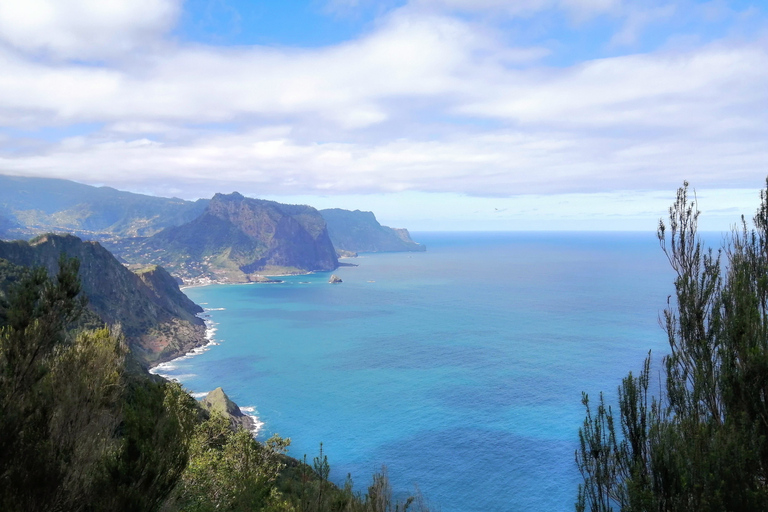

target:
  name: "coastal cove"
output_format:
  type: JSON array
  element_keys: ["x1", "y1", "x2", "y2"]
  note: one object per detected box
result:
[{"x1": 163, "y1": 232, "x2": 675, "y2": 512}]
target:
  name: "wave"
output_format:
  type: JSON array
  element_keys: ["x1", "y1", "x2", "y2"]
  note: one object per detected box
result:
[
  {"x1": 149, "y1": 309, "x2": 265, "y2": 438},
  {"x1": 163, "y1": 373, "x2": 197, "y2": 382},
  {"x1": 149, "y1": 314, "x2": 220, "y2": 379},
  {"x1": 240, "y1": 406, "x2": 265, "y2": 437}
]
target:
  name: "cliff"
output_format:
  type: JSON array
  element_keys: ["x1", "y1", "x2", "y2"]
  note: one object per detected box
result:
[
  {"x1": 0, "y1": 234, "x2": 206, "y2": 367},
  {"x1": 111, "y1": 193, "x2": 339, "y2": 283},
  {"x1": 320, "y1": 208, "x2": 425, "y2": 254}
]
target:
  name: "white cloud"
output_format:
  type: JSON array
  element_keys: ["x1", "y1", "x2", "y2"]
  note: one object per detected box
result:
[
  {"x1": 0, "y1": 0, "x2": 180, "y2": 59},
  {"x1": 459, "y1": 41, "x2": 768, "y2": 131},
  {"x1": 0, "y1": 1, "x2": 765, "y2": 204},
  {"x1": 0, "y1": 11, "x2": 502, "y2": 127},
  {"x1": 2, "y1": 110, "x2": 765, "y2": 198}
]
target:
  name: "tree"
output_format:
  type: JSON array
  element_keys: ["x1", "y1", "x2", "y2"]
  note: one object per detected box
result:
[
  {"x1": 169, "y1": 412, "x2": 292, "y2": 511},
  {"x1": 0, "y1": 256, "x2": 126, "y2": 510},
  {"x1": 576, "y1": 181, "x2": 768, "y2": 511},
  {"x1": 0, "y1": 256, "x2": 198, "y2": 511}
]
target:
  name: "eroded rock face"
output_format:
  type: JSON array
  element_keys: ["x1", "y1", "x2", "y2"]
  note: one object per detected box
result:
[
  {"x1": 320, "y1": 208, "x2": 426, "y2": 254},
  {"x1": 329, "y1": 274, "x2": 342, "y2": 284},
  {"x1": 0, "y1": 234, "x2": 206, "y2": 367},
  {"x1": 112, "y1": 192, "x2": 339, "y2": 283}
]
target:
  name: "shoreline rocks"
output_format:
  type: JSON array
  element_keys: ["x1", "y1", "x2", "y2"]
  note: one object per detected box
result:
[{"x1": 200, "y1": 387, "x2": 256, "y2": 433}]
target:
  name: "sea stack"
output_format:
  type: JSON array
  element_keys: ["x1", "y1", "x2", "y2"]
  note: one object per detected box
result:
[
  {"x1": 329, "y1": 274, "x2": 342, "y2": 284},
  {"x1": 200, "y1": 387, "x2": 254, "y2": 432}
]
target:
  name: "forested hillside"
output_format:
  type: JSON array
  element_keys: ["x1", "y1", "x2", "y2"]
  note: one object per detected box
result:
[
  {"x1": 0, "y1": 243, "x2": 432, "y2": 511},
  {"x1": 0, "y1": 174, "x2": 207, "y2": 240}
]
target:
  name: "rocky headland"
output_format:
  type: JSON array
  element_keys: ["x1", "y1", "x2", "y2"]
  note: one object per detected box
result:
[
  {"x1": 320, "y1": 208, "x2": 425, "y2": 254},
  {"x1": 108, "y1": 192, "x2": 339, "y2": 284}
]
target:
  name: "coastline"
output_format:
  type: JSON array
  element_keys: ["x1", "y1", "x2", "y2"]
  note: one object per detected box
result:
[
  {"x1": 149, "y1": 312, "x2": 220, "y2": 376},
  {"x1": 179, "y1": 269, "x2": 320, "y2": 289},
  {"x1": 149, "y1": 309, "x2": 264, "y2": 437}
]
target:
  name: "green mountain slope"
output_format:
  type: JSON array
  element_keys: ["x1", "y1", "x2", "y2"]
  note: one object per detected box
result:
[
  {"x1": 0, "y1": 174, "x2": 207, "y2": 239},
  {"x1": 320, "y1": 208, "x2": 425, "y2": 254},
  {"x1": 0, "y1": 234, "x2": 206, "y2": 366},
  {"x1": 110, "y1": 193, "x2": 339, "y2": 283}
]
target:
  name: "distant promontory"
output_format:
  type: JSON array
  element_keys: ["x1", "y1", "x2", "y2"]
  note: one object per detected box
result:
[{"x1": 320, "y1": 208, "x2": 425, "y2": 255}]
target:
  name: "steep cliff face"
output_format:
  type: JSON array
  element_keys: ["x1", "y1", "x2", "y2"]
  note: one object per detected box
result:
[
  {"x1": 320, "y1": 208, "x2": 426, "y2": 254},
  {"x1": 0, "y1": 234, "x2": 206, "y2": 367},
  {"x1": 134, "y1": 265, "x2": 203, "y2": 322},
  {"x1": 113, "y1": 193, "x2": 338, "y2": 283}
]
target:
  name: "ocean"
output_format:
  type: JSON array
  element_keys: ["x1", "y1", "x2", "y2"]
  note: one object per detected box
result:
[{"x1": 156, "y1": 231, "x2": 677, "y2": 511}]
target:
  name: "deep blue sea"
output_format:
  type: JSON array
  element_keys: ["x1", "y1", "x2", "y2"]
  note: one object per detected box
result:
[{"x1": 159, "y1": 232, "x2": 678, "y2": 512}]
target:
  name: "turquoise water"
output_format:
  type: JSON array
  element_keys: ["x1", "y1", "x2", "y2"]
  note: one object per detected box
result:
[{"x1": 165, "y1": 232, "x2": 675, "y2": 511}]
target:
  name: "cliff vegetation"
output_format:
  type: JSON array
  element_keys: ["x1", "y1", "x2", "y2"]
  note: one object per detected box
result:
[
  {"x1": 0, "y1": 176, "x2": 426, "y2": 286},
  {"x1": 0, "y1": 174, "x2": 207, "y2": 240},
  {"x1": 0, "y1": 234, "x2": 206, "y2": 368},
  {"x1": 0, "y1": 248, "x2": 433, "y2": 511}
]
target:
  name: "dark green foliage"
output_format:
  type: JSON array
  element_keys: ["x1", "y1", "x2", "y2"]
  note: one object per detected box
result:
[
  {"x1": 0, "y1": 256, "x2": 122, "y2": 510},
  {"x1": 0, "y1": 253, "x2": 431, "y2": 511},
  {"x1": 0, "y1": 234, "x2": 206, "y2": 367},
  {"x1": 169, "y1": 427, "x2": 434, "y2": 512},
  {"x1": 169, "y1": 413, "x2": 292, "y2": 511},
  {"x1": 0, "y1": 257, "x2": 31, "y2": 325},
  {"x1": 269, "y1": 446, "x2": 431, "y2": 512},
  {"x1": 98, "y1": 378, "x2": 198, "y2": 511},
  {"x1": 0, "y1": 257, "x2": 198, "y2": 511},
  {"x1": 576, "y1": 181, "x2": 768, "y2": 511}
]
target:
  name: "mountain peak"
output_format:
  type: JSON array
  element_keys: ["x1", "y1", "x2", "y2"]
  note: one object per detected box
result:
[
  {"x1": 211, "y1": 191, "x2": 244, "y2": 202},
  {"x1": 114, "y1": 195, "x2": 339, "y2": 283}
]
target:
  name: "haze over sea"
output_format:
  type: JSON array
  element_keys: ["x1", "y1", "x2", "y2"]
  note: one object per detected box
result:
[{"x1": 160, "y1": 231, "x2": 679, "y2": 511}]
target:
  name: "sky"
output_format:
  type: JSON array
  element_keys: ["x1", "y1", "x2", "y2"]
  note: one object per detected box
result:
[{"x1": 0, "y1": 0, "x2": 766, "y2": 230}]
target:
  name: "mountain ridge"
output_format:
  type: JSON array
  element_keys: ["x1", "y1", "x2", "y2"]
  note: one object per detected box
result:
[
  {"x1": 0, "y1": 174, "x2": 208, "y2": 240},
  {"x1": 0, "y1": 233, "x2": 207, "y2": 367},
  {"x1": 0, "y1": 175, "x2": 427, "y2": 284},
  {"x1": 109, "y1": 192, "x2": 339, "y2": 284}
]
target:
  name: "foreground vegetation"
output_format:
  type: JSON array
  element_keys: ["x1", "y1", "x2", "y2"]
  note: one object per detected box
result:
[
  {"x1": 577, "y1": 181, "x2": 768, "y2": 511},
  {"x1": 0, "y1": 257, "x2": 431, "y2": 511}
]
